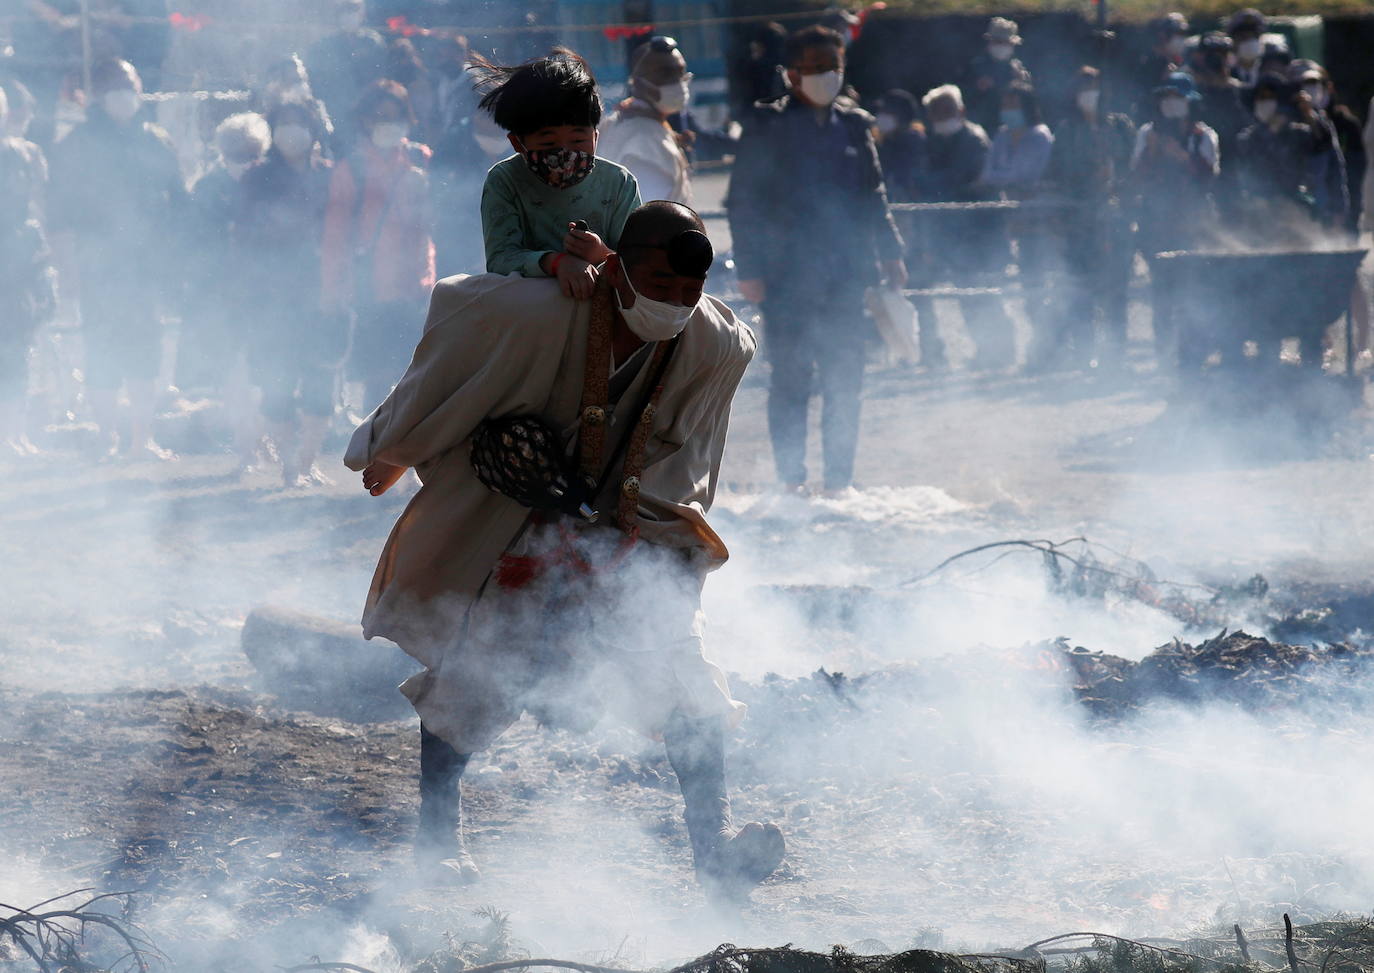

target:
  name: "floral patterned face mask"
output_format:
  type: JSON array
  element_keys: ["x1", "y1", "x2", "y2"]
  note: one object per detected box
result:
[{"x1": 519, "y1": 144, "x2": 596, "y2": 189}]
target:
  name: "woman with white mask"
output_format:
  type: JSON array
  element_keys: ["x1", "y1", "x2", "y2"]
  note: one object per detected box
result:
[
  {"x1": 235, "y1": 99, "x2": 343, "y2": 486},
  {"x1": 321, "y1": 79, "x2": 435, "y2": 417},
  {"x1": 598, "y1": 35, "x2": 694, "y2": 206}
]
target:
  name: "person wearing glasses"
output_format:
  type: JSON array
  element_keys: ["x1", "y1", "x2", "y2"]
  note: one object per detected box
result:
[{"x1": 599, "y1": 36, "x2": 694, "y2": 206}]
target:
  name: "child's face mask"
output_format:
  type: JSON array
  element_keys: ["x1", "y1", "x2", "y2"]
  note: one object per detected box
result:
[{"x1": 518, "y1": 142, "x2": 596, "y2": 189}]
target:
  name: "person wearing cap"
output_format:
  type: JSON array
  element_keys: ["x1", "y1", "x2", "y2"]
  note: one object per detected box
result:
[
  {"x1": 1190, "y1": 32, "x2": 1249, "y2": 222},
  {"x1": 598, "y1": 36, "x2": 694, "y2": 206},
  {"x1": 1286, "y1": 60, "x2": 1351, "y2": 232},
  {"x1": 1132, "y1": 13, "x2": 1188, "y2": 117},
  {"x1": 1227, "y1": 9, "x2": 1267, "y2": 87},
  {"x1": 344, "y1": 200, "x2": 784, "y2": 901},
  {"x1": 1129, "y1": 72, "x2": 1220, "y2": 364},
  {"x1": 1234, "y1": 73, "x2": 1326, "y2": 243},
  {"x1": 961, "y1": 17, "x2": 1032, "y2": 137},
  {"x1": 1046, "y1": 66, "x2": 1136, "y2": 372},
  {"x1": 727, "y1": 24, "x2": 907, "y2": 492}
]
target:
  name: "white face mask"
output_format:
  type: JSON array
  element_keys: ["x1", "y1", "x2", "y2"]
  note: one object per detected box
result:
[
  {"x1": 933, "y1": 117, "x2": 963, "y2": 136},
  {"x1": 875, "y1": 112, "x2": 899, "y2": 135},
  {"x1": 1077, "y1": 89, "x2": 1100, "y2": 113},
  {"x1": 1303, "y1": 84, "x2": 1329, "y2": 110},
  {"x1": 371, "y1": 122, "x2": 407, "y2": 150},
  {"x1": 988, "y1": 43, "x2": 1015, "y2": 62},
  {"x1": 1160, "y1": 96, "x2": 1189, "y2": 120},
  {"x1": 1237, "y1": 38, "x2": 1262, "y2": 61},
  {"x1": 652, "y1": 79, "x2": 690, "y2": 115},
  {"x1": 1254, "y1": 98, "x2": 1278, "y2": 123},
  {"x1": 103, "y1": 89, "x2": 141, "y2": 123},
  {"x1": 798, "y1": 69, "x2": 843, "y2": 107},
  {"x1": 616, "y1": 271, "x2": 696, "y2": 342},
  {"x1": 273, "y1": 123, "x2": 313, "y2": 160}
]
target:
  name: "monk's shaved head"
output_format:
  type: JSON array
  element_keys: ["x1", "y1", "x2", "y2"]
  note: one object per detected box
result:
[{"x1": 618, "y1": 201, "x2": 712, "y2": 279}]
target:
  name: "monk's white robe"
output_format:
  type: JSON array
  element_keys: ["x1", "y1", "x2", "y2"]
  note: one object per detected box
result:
[{"x1": 344, "y1": 272, "x2": 754, "y2": 749}]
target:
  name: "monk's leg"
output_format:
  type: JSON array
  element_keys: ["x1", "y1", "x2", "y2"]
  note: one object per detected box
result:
[
  {"x1": 663, "y1": 709, "x2": 784, "y2": 901},
  {"x1": 415, "y1": 722, "x2": 480, "y2": 883}
]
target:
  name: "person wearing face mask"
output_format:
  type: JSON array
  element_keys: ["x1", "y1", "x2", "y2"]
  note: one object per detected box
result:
[
  {"x1": 1045, "y1": 67, "x2": 1136, "y2": 373},
  {"x1": 1129, "y1": 73, "x2": 1220, "y2": 366},
  {"x1": 236, "y1": 99, "x2": 343, "y2": 486},
  {"x1": 1131, "y1": 13, "x2": 1189, "y2": 118},
  {"x1": 598, "y1": 36, "x2": 695, "y2": 206},
  {"x1": 728, "y1": 24, "x2": 907, "y2": 492},
  {"x1": 872, "y1": 89, "x2": 925, "y2": 205},
  {"x1": 1288, "y1": 60, "x2": 1356, "y2": 234},
  {"x1": 0, "y1": 85, "x2": 57, "y2": 457},
  {"x1": 321, "y1": 80, "x2": 435, "y2": 414},
  {"x1": 470, "y1": 48, "x2": 641, "y2": 300},
  {"x1": 1227, "y1": 9, "x2": 1267, "y2": 87},
  {"x1": 1188, "y1": 33, "x2": 1249, "y2": 224},
  {"x1": 306, "y1": 0, "x2": 387, "y2": 151},
  {"x1": 960, "y1": 18, "x2": 1032, "y2": 138},
  {"x1": 344, "y1": 201, "x2": 783, "y2": 900},
  {"x1": 178, "y1": 112, "x2": 270, "y2": 453},
  {"x1": 1233, "y1": 74, "x2": 1325, "y2": 245},
  {"x1": 256, "y1": 54, "x2": 334, "y2": 157},
  {"x1": 47, "y1": 58, "x2": 186, "y2": 460}
]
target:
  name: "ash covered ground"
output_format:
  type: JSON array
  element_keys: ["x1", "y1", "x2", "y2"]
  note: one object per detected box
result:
[{"x1": 6, "y1": 316, "x2": 1374, "y2": 970}]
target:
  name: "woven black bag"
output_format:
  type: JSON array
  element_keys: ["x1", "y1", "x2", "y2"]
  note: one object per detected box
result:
[{"x1": 470, "y1": 415, "x2": 598, "y2": 521}]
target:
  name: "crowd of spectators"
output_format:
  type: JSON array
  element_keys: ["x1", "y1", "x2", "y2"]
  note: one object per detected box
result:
[{"x1": 0, "y1": 1, "x2": 1370, "y2": 486}]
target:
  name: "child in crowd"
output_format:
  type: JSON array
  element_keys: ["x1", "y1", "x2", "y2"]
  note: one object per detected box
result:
[{"x1": 471, "y1": 48, "x2": 641, "y2": 298}]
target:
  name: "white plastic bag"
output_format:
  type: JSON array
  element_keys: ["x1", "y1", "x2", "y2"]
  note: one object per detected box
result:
[{"x1": 865, "y1": 286, "x2": 921, "y2": 365}]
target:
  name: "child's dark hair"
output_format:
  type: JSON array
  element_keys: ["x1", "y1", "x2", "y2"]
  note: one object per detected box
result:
[{"x1": 469, "y1": 47, "x2": 602, "y2": 135}]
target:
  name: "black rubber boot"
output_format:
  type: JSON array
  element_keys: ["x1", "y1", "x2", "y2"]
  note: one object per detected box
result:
[
  {"x1": 416, "y1": 723, "x2": 480, "y2": 884},
  {"x1": 663, "y1": 710, "x2": 784, "y2": 902}
]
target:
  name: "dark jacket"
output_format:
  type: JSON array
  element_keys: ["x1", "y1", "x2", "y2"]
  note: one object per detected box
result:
[
  {"x1": 877, "y1": 126, "x2": 928, "y2": 203},
  {"x1": 48, "y1": 107, "x2": 186, "y2": 293},
  {"x1": 727, "y1": 96, "x2": 904, "y2": 296},
  {"x1": 918, "y1": 121, "x2": 992, "y2": 202},
  {"x1": 1049, "y1": 111, "x2": 1136, "y2": 200}
]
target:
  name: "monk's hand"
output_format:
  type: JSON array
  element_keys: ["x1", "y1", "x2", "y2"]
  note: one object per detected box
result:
[
  {"x1": 557, "y1": 254, "x2": 598, "y2": 300},
  {"x1": 362, "y1": 460, "x2": 407, "y2": 496},
  {"x1": 563, "y1": 224, "x2": 611, "y2": 264}
]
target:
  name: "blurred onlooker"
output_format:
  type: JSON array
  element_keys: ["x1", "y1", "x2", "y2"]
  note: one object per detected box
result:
[
  {"x1": 1228, "y1": 9, "x2": 1267, "y2": 87},
  {"x1": 1257, "y1": 39, "x2": 1293, "y2": 84},
  {"x1": 48, "y1": 58, "x2": 185, "y2": 459},
  {"x1": 1, "y1": 85, "x2": 57, "y2": 456},
  {"x1": 321, "y1": 80, "x2": 434, "y2": 413},
  {"x1": 960, "y1": 18, "x2": 1031, "y2": 137},
  {"x1": 306, "y1": 0, "x2": 388, "y2": 151},
  {"x1": 1287, "y1": 60, "x2": 1350, "y2": 233},
  {"x1": 1234, "y1": 73, "x2": 1325, "y2": 242},
  {"x1": 873, "y1": 89, "x2": 925, "y2": 204},
  {"x1": 727, "y1": 24, "x2": 906, "y2": 492},
  {"x1": 1046, "y1": 67, "x2": 1136, "y2": 371},
  {"x1": 1131, "y1": 13, "x2": 1188, "y2": 117},
  {"x1": 179, "y1": 112, "x2": 269, "y2": 462},
  {"x1": 1131, "y1": 73, "x2": 1219, "y2": 365},
  {"x1": 427, "y1": 35, "x2": 487, "y2": 277},
  {"x1": 256, "y1": 54, "x2": 334, "y2": 156},
  {"x1": 732, "y1": 21, "x2": 788, "y2": 117},
  {"x1": 0, "y1": 79, "x2": 48, "y2": 221},
  {"x1": 982, "y1": 81, "x2": 1054, "y2": 371},
  {"x1": 909, "y1": 83, "x2": 999, "y2": 370},
  {"x1": 385, "y1": 38, "x2": 435, "y2": 144},
  {"x1": 1290, "y1": 61, "x2": 1363, "y2": 237},
  {"x1": 599, "y1": 36, "x2": 694, "y2": 206},
  {"x1": 239, "y1": 99, "x2": 342, "y2": 486},
  {"x1": 1191, "y1": 32, "x2": 1249, "y2": 222}
]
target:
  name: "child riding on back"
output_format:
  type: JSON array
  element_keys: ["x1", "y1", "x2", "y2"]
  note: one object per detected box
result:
[{"x1": 472, "y1": 48, "x2": 642, "y2": 299}]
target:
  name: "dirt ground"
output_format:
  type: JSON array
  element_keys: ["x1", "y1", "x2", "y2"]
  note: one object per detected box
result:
[{"x1": 5, "y1": 183, "x2": 1374, "y2": 968}]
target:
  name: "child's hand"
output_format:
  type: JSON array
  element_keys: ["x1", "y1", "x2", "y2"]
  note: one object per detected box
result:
[
  {"x1": 563, "y1": 223, "x2": 612, "y2": 265},
  {"x1": 556, "y1": 254, "x2": 599, "y2": 299}
]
